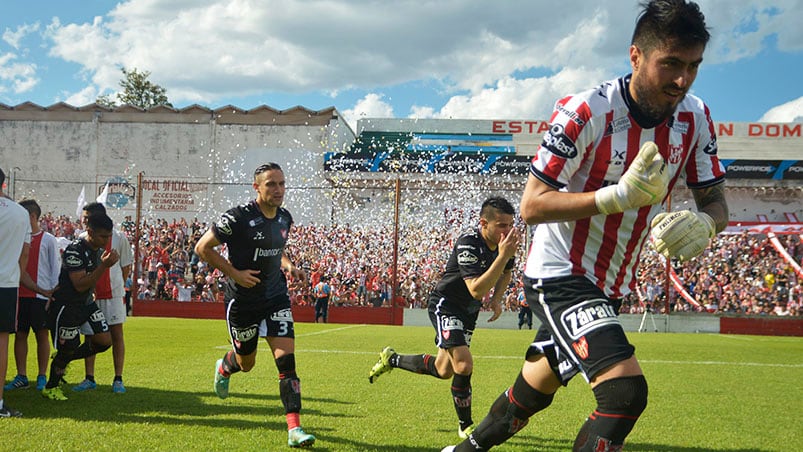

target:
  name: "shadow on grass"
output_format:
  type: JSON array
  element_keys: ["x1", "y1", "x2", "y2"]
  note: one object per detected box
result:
[
  {"x1": 12, "y1": 384, "x2": 350, "y2": 430},
  {"x1": 434, "y1": 428, "x2": 768, "y2": 452}
]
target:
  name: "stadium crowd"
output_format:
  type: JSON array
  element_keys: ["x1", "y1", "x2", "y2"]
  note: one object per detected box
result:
[{"x1": 37, "y1": 212, "x2": 802, "y2": 317}]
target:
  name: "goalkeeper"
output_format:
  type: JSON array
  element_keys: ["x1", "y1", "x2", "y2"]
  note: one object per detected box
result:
[{"x1": 444, "y1": 1, "x2": 729, "y2": 451}]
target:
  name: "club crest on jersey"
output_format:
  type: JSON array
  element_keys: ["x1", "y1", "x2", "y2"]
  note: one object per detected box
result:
[
  {"x1": 572, "y1": 336, "x2": 589, "y2": 360},
  {"x1": 561, "y1": 298, "x2": 620, "y2": 340},
  {"x1": 668, "y1": 144, "x2": 684, "y2": 164},
  {"x1": 457, "y1": 250, "x2": 479, "y2": 265},
  {"x1": 541, "y1": 123, "x2": 578, "y2": 159},
  {"x1": 604, "y1": 116, "x2": 631, "y2": 137}
]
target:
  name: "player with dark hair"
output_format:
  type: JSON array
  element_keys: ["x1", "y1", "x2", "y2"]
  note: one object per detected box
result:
[
  {"x1": 195, "y1": 162, "x2": 316, "y2": 448},
  {"x1": 42, "y1": 213, "x2": 119, "y2": 401},
  {"x1": 370, "y1": 196, "x2": 521, "y2": 439},
  {"x1": 5, "y1": 199, "x2": 60, "y2": 393},
  {"x1": 444, "y1": 1, "x2": 728, "y2": 450},
  {"x1": 73, "y1": 202, "x2": 133, "y2": 394}
]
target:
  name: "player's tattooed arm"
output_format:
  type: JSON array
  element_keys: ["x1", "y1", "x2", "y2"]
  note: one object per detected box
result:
[{"x1": 692, "y1": 183, "x2": 729, "y2": 233}]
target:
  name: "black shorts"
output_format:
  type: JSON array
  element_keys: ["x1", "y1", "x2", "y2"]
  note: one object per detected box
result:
[
  {"x1": 0, "y1": 287, "x2": 18, "y2": 333},
  {"x1": 428, "y1": 296, "x2": 477, "y2": 349},
  {"x1": 225, "y1": 292, "x2": 294, "y2": 355},
  {"x1": 17, "y1": 297, "x2": 48, "y2": 332},
  {"x1": 314, "y1": 297, "x2": 329, "y2": 317},
  {"x1": 524, "y1": 275, "x2": 634, "y2": 384},
  {"x1": 49, "y1": 301, "x2": 109, "y2": 350}
]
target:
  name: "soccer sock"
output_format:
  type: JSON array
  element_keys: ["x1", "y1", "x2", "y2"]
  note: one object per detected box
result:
[
  {"x1": 113, "y1": 375, "x2": 123, "y2": 382},
  {"x1": 84, "y1": 375, "x2": 95, "y2": 383},
  {"x1": 277, "y1": 354, "x2": 302, "y2": 423},
  {"x1": 392, "y1": 353, "x2": 441, "y2": 378},
  {"x1": 286, "y1": 413, "x2": 300, "y2": 430},
  {"x1": 220, "y1": 350, "x2": 241, "y2": 377},
  {"x1": 573, "y1": 375, "x2": 648, "y2": 452},
  {"x1": 452, "y1": 373, "x2": 473, "y2": 430},
  {"x1": 459, "y1": 372, "x2": 554, "y2": 451},
  {"x1": 46, "y1": 353, "x2": 70, "y2": 389}
]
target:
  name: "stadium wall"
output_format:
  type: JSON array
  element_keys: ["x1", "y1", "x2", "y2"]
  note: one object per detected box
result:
[
  {"x1": 131, "y1": 303, "x2": 802, "y2": 336},
  {"x1": 0, "y1": 104, "x2": 355, "y2": 225}
]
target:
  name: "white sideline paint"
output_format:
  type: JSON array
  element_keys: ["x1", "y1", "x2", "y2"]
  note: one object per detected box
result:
[{"x1": 214, "y1": 324, "x2": 367, "y2": 349}]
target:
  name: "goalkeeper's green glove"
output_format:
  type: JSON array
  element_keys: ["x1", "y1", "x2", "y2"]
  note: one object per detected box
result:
[
  {"x1": 651, "y1": 210, "x2": 716, "y2": 262},
  {"x1": 595, "y1": 141, "x2": 668, "y2": 215}
]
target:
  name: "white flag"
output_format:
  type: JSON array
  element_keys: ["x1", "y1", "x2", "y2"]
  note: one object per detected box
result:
[
  {"x1": 96, "y1": 182, "x2": 109, "y2": 206},
  {"x1": 76, "y1": 186, "x2": 86, "y2": 218}
]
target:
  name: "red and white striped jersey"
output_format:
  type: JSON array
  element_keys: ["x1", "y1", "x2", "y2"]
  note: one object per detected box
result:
[
  {"x1": 19, "y1": 231, "x2": 61, "y2": 300},
  {"x1": 525, "y1": 75, "x2": 725, "y2": 298}
]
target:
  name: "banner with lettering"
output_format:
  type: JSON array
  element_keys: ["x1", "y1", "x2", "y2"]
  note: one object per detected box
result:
[{"x1": 141, "y1": 178, "x2": 209, "y2": 212}]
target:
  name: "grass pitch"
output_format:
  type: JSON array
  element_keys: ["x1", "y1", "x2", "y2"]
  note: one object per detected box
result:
[{"x1": 2, "y1": 317, "x2": 801, "y2": 451}]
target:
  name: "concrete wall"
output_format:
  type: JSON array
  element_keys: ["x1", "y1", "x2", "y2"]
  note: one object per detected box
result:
[{"x1": 1, "y1": 106, "x2": 354, "y2": 225}]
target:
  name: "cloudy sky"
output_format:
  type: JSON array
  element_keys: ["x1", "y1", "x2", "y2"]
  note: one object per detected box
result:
[{"x1": 1, "y1": 0, "x2": 801, "y2": 131}]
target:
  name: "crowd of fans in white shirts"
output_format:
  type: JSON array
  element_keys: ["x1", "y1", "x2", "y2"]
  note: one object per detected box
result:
[{"x1": 37, "y1": 211, "x2": 802, "y2": 317}]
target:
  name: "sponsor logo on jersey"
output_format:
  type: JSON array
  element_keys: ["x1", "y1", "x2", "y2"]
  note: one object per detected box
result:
[
  {"x1": 572, "y1": 336, "x2": 589, "y2": 360},
  {"x1": 65, "y1": 252, "x2": 82, "y2": 267},
  {"x1": 271, "y1": 308, "x2": 294, "y2": 322},
  {"x1": 249, "y1": 217, "x2": 264, "y2": 227},
  {"x1": 561, "y1": 298, "x2": 620, "y2": 339},
  {"x1": 253, "y1": 247, "x2": 282, "y2": 261},
  {"x1": 672, "y1": 120, "x2": 689, "y2": 134},
  {"x1": 457, "y1": 250, "x2": 479, "y2": 266},
  {"x1": 556, "y1": 103, "x2": 586, "y2": 126},
  {"x1": 604, "y1": 117, "x2": 632, "y2": 137},
  {"x1": 59, "y1": 326, "x2": 80, "y2": 341},
  {"x1": 541, "y1": 124, "x2": 578, "y2": 159},
  {"x1": 216, "y1": 213, "x2": 234, "y2": 236},
  {"x1": 703, "y1": 135, "x2": 718, "y2": 155},
  {"x1": 441, "y1": 316, "x2": 464, "y2": 331},
  {"x1": 668, "y1": 144, "x2": 684, "y2": 164},
  {"x1": 558, "y1": 358, "x2": 574, "y2": 376},
  {"x1": 231, "y1": 325, "x2": 258, "y2": 343},
  {"x1": 457, "y1": 244, "x2": 476, "y2": 250},
  {"x1": 89, "y1": 310, "x2": 106, "y2": 323}
]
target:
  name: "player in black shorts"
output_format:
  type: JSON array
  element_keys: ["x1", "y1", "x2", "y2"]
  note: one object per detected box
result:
[
  {"x1": 42, "y1": 213, "x2": 119, "y2": 401},
  {"x1": 368, "y1": 197, "x2": 521, "y2": 439},
  {"x1": 195, "y1": 163, "x2": 315, "y2": 448},
  {"x1": 445, "y1": 1, "x2": 728, "y2": 450}
]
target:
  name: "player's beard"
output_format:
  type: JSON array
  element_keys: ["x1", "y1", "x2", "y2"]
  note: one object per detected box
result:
[{"x1": 633, "y1": 81, "x2": 685, "y2": 124}]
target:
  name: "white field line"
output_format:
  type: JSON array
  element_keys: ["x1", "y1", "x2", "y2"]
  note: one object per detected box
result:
[
  {"x1": 213, "y1": 324, "x2": 367, "y2": 349},
  {"x1": 294, "y1": 349, "x2": 803, "y2": 368}
]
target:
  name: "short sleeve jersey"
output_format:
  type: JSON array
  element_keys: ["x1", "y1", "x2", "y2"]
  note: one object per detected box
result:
[
  {"x1": 54, "y1": 238, "x2": 102, "y2": 305},
  {"x1": 525, "y1": 74, "x2": 725, "y2": 298},
  {"x1": 211, "y1": 200, "x2": 293, "y2": 303},
  {"x1": 431, "y1": 228, "x2": 515, "y2": 315}
]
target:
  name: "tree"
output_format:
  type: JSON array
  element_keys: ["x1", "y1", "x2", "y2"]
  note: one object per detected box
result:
[{"x1": 96, "y1": 67, "x2": 173, "y2": 109}]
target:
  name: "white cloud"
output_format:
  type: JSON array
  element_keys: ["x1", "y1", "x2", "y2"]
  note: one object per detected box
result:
[
  {"x1": 63, "y1": 85, "x2": 101, "y2": 107},
  {"x1": 15, "y1": 0, "x2": 798, "y2": 122},
  {"x1": 417, "y1": 67, "x2": 610, "y2": 120},
  {"x1": 341, "y1": 93, "x2": 395, "y2": 131},
  {"x1": 2, "y1": 23, "x2": 40, "y2": 50},
  {"x1": 0, "y1": 52, "x2": 39, "y2": 95},
  {"x1": 759, "y1": 96, "x2": 803, "y2": 122}
]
